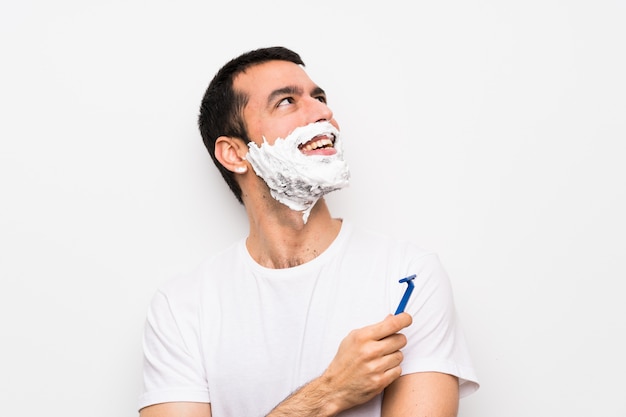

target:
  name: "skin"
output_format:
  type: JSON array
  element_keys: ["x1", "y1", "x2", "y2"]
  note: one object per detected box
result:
[{"x1": 140, "y1": 60, "x2": 459, "y2": 417}]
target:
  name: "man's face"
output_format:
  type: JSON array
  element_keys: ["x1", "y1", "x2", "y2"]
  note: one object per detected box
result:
[
  {"x1": 234, "y1": 60, "x2": 340, "y2": 149},
  {"x1": 233, "y1": 60, "x2": 350, "y2": 223}
]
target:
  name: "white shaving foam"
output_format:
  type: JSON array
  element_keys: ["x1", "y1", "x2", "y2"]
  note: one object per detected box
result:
[{"x1": 245, "y1": 121, "x2": 350, "y2": 223}]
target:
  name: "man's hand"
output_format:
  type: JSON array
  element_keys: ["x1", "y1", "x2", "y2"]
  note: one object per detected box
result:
[
  {"x1": 322, "y1": 312, "x2": 413, "y2": 410},
  {"x1": 268, "y1": 312, "x2": 412, "y2": 416}
]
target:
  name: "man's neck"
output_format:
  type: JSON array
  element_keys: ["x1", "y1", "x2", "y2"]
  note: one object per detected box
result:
[{"x1": 245, "y1": 200, "x2": 342, "y2": 269}]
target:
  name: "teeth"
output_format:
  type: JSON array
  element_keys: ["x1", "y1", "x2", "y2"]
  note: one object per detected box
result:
[
  {"x1": 300, "y1": 135, "x2": 335, "y2": 151},
  {"x1": 303, "y1": 138, "x2": 332, "y2": 151}
]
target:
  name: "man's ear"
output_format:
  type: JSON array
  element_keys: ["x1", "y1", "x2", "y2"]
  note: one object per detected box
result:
[{"x1": 214, "y1": 136, "x2": 249, "y2": 174}]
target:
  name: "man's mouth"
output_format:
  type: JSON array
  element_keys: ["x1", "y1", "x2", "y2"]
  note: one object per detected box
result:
[{"x1": 298, "y1": 134, "x2": 336, "y2": 153}]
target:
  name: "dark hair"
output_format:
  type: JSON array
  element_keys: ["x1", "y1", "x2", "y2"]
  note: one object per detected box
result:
[{"x1": 198, "y1": 46, "x2": 305, "y2": 204}]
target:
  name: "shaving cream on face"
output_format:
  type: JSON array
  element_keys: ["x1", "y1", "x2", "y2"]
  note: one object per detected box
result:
[{"x1": 245, "y1": 121, "x2": 350, "y2": 223}]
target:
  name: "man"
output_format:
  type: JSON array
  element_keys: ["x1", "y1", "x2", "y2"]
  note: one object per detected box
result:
[{"x1": 138, "y1": 46, "x2": 479, "y2": 416}]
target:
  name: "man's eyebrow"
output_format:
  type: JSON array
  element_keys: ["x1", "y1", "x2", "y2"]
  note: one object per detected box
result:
[
  {"x1": 266, "y1": 86, "x2": 327, "y2": 106},
  {"x1": 312, "y1": 86, "x2": 326, "y2": 97},
  {"x1": 267, "y1": 86, "x2": 303, "y2": 105}
]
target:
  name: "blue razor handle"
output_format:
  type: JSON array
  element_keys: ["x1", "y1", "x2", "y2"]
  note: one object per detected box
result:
[{"x1": 394, "y1": 274, "x2": 416, "y2": 315}]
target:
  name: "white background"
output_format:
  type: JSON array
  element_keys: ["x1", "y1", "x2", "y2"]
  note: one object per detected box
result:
[{"x1": 1, "y1": 1, "x2": 624, "y2": 416}]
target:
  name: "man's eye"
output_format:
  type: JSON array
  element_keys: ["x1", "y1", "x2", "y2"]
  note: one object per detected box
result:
[
  {"x1": 316, "y1": 96, "x2": 327, "y2": 104},
  {"x1": 278, "y1": 97, "x2": 293, "y2": 107}
]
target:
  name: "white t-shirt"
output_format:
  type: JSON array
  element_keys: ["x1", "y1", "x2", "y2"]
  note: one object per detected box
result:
[{"x1": 138, "y1": 221, "x2": 479, "y2": 416}]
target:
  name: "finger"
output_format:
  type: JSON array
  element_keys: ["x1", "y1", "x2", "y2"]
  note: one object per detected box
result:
[
  {"x1": 382, "y1": 332, "x2": 408, "y2": 352},
  {"x1": 378, "y1": 349, "x2": 405, "y2": 369},
  {"x1": 378, "y1": 351, "x2": 405, "y2": 385},
  {"x1": 367, "y1": 313, "x2": 412, "y2": 340},
  {"x1": 392, "y1": 312, "x2": 413, "y2": 328},
  {"x1": 362, "y1": 349, "x2": 404, "y2": 380}
]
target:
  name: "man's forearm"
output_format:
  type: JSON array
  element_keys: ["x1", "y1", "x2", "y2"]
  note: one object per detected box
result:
[
  {"x1": 267, "y1": 314, "x2": 412, "y2": 416},
  {"x1": 266, "y1": 375, "x2": 344, "y2": 417}
]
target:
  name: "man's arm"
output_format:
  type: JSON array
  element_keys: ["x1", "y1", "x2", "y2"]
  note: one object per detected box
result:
[
  {"x1": 139, "y1": 402, "x2": 212, "y2": 417},
  {"x1": 266, "y1": 313, "x2": 413, "y2": 416},
  {"x1": 382, "y1": 372, "x2": 460, "y2": 417},
  {"x1": 138, "y1": 314, "x2": 412, "y2": 417}
]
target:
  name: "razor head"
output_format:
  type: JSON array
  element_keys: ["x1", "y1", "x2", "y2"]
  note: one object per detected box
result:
[
  {"x1": 394, "y1": 274, "x2": 417, "y2": 315},
  {"x1": 399, "y1": 274, "x2": 416, "y2": 284}
]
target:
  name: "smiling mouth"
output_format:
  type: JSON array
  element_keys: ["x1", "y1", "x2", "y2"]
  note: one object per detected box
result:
[{"x1": 298, "y1": 134, "x2": 336, "y2": 152}]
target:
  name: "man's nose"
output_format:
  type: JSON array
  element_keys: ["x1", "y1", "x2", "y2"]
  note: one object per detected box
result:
[{"x1": 305, "y1": 97, "x2": 333, "y2": 123}]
